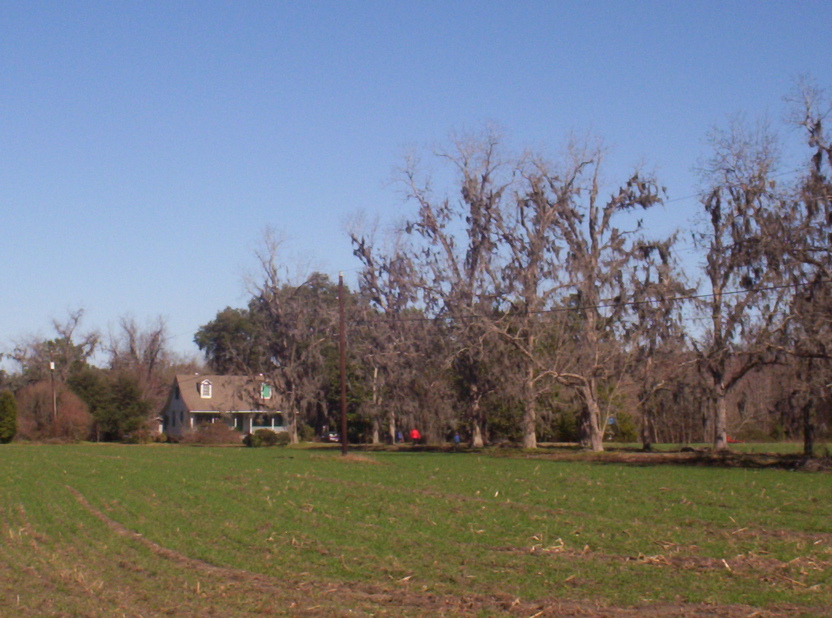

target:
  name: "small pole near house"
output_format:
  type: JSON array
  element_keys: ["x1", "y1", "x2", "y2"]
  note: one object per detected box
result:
[
  {"x1": 49, "y1": 361, "x2": 57, "y2": 423},
  {"x1": 339, "y1": 272, "x2": 348, "y2": 456}
]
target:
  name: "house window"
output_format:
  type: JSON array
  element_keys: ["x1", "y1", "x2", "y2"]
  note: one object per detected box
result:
[
  {"x1": 200, "y1": 380, "x2": 212, "y2": 398},
  {"x1": 261, "y1": 383, "x2": 272, "y2": 399}
]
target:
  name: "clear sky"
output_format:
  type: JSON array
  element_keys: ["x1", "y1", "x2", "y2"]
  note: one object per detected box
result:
[{"x1": 1, "y1": 1, "x2": 830, "y2": 362}]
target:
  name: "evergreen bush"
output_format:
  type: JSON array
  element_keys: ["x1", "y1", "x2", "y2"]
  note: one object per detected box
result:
[
  {"x1": 0, "y1": 391, "x2": 18, "y2": 444},
  {"x1": 298, "y1": 423, "x2": 315, "y2": 442},
  {"x1": 245, "y1": 428, "x2": 288, "y2": 447}
]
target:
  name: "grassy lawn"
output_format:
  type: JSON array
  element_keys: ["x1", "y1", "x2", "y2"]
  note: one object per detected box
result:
[{"x1": 0, "y1": 443, "x2": 829, "y2": 616}]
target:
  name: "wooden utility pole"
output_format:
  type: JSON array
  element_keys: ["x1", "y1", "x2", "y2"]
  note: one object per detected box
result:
[{"x1": 339, "y1": 272, "x2": 348, "y2": 456}]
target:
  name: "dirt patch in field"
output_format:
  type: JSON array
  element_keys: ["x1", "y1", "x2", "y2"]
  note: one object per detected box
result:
[{"x1": 494, "y1": 537, "x2": 830, "y2": 591}]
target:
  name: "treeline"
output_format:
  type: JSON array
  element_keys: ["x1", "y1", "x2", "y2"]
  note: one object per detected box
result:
[
  {"x1": 0, "y1": 310, "x2": 201, "y2": 442},
  {"x1": 1, "y1": 81, "x2": 830, "y2": 452},
  {"x1": 195, "y1": 81, "x2": 832, "y2": 454}
]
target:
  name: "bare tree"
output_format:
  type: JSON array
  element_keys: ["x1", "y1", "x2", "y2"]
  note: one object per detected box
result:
[
  {"x1": 106, "y1": 315, "x2": 170, "y2": 410},
  {"x1": 248, "y1": 230, "x2": 338, "y2": 443},
  {"x1": 505, "y1": 140, "x2": 665, "y2": 451},
  {"x1": 350, "y1": 222, "x2": 421, "y2": 443},
  {"x1": 692, "y1": 116, "x2": 788, "y2": 450},
  {"x1": 777, "y1": 78, "x2": 832, "y2": 455},
  {"x1": 399, "y1": 128, "x2": 511, "y2": 447},
  {"x1": 11, "y1": 309, "x2": 99, "y2": 384},
  {"x1": 491, "y1": 150, "x2": 609, "y2": 449},
  {"x1": 627, "y1": 237, "x2": 690, "y2": 450}
]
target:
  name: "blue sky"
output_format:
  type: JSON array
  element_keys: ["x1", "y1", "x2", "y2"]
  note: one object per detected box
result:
[{"x1": 1, "y1": 1, "x2": 830, "y2": 362}]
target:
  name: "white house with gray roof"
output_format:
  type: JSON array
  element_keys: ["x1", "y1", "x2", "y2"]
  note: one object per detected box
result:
[{"x1": 162, "y1": 374, "x2": 286, "y2": 438}]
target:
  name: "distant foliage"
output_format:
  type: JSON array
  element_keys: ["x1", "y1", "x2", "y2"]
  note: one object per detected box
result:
[
  {"x1": 15, "y1": 382, "x2": 93, "y2": 441},
  {"x1": 181, "y1": 422, "x2": 241, "y2": 445},
  {"x1": 244, "y1": 429, "x2": 289, "y2": 447},
  {"x1": 0, "y1": 391, "x2": 17, "y2": 443},
  {"x1": 611, "y1": 411, "x2": 638, "y2": 443},
  {"x1": 298, "y1": 424, "x2": 315, "y2": 442},
  {"x1": 52, "y1": 390, "x2": 94, "y2": 441},
  {"x1": 68, "y1": 367, "x2": 150, "y2": 442},
  {"x1": 553, "y1": 411, "x2": 580, "y2": 443},
  {"x1": 487, "y1": 399, "x2": 523, "y2": 444}
]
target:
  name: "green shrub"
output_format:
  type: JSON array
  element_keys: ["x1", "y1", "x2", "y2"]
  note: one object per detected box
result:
[
  {"x1": 735, "y1": 425, "x2": 776, "y2": 442},
  {"x1": 0, "y1": 391, "x2": 17, "y2": 444},
  {"x1": 298, "y1": 424, "x2": 315, "y2": 442},
  {"x1": 554, "y1": 410, "x2": 579, "y2": 442},
  {"x1": 612, "y1": 411, "x2": 638, "y2": 443},
  {"x1": 244, "y1": 428, "x2": 289, "y2": 447},
  {"x1": 182, "y1": 422, "x2": 242, "y2": 445}
]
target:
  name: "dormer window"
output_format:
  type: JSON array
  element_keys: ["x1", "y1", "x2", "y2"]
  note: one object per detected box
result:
[
  {"x1": 261, "y1": 383, "x2": 272, "y2": 399},
  {"x1": 199, "y1": 380, "x2": 212, "y2": 398}
]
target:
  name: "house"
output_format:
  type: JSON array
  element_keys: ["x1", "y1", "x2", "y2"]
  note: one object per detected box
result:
[{"x1": 162, "y1": 374, "x2": 286, "y2": 438}]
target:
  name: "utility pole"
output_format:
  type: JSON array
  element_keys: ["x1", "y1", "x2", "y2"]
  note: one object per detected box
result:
[
  {"x1": 339, "y1": 272, "x2": 348, "y2": 456},
  {"x1": 50, "y1": 361, "x2": 57, "y2": 423}
]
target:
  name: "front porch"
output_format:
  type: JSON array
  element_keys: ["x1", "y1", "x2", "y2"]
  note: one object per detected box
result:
[
  {"x1": 190, "y1": 411, "x2": 287, "y2": 434},
  {"x1": 235, "y1": 411, "x2": 287, "y2": 434}
]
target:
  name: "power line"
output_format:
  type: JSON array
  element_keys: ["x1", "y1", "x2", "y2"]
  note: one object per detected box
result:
[
  {"x1": 662, "y1": 166, "x2": 807, "y2": 206},
  {"x1": 348, "y1": 278, "x2": 828, "y2": 327}
]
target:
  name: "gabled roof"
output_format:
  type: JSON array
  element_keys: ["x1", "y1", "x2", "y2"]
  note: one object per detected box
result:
[{"x1": 171, "y1": 374, "x2": 280, "y2": 414}]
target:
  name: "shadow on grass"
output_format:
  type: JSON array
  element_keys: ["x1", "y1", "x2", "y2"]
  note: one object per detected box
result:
[
  {"x1": 327, "y1": 441, "x2": 832, "y2": 472},
  {"x1": 531, "y1": 445, "x2": 832, "y2": 472}
]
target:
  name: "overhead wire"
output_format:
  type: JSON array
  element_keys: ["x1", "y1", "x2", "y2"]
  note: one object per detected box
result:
[{"x1": 345, "y1": 278, "x2": 829, "y2": 327}]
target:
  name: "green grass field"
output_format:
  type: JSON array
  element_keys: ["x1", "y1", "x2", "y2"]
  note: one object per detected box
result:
[{"x1": 0, "y1": 444, "x2": 829, "y2": 616}]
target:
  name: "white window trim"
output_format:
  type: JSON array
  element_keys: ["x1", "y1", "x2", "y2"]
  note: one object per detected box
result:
[{"x1": 200, "y1": 380, "x2": 212, "y2": 398}]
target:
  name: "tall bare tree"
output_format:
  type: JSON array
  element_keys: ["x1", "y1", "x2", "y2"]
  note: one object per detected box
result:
[
  {"x1": 247, "y1": 231, "x2": 339, "y2": 443},
  {"x1": 692, "y1": 117, "x2": 788, "y2": 450},
  {"x1": 506, "y1": 140, "x2": 665, "y2": 451},
  {"x1": 491, "y1": 151, "x2": 589, "y2": 449},
  {"x1": 12, "y1": 309, "x2": 99, "y2": 384},
  {"x1": 627, "y1": 237, "x2": 690, "y2": 450},
  {"x1": 777, "y1": 78, "x2": 832, "y2": 455},
  {"x1": 399, "y1": 128, "x2": 510, "y2": 447},
  {"x1": 350, "y1": 223, "x2": 422, "y2": 443},
  {"x1": 106, "y1": 315, "x2": 170, "y2": 410}
]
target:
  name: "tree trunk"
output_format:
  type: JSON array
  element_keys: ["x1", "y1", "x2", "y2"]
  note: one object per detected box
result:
[
  {"x1": 388, "y1": 412, "x2": 397, "y2": 445},
  {"x1": 803, "y1": 401, "x2": 815, "y2": 458},
  {"x1": 713, "y1": 387, "x2": 728, "y2": 451},
  {"x1": 471, "y1": 422, "x2": 484, "y2": 448},
  {"x1": 522, "y1": 366, "x2": 537, "y2": 449},
  {"x1": 640, "y1": 407, "x2": 652, "y2": 451},
  {"x1": 371, "y1": 416, "x2": 380, "y2": 444},
  {"x1": 580, "y1": 383, "x2": 605, "y2": 452},
  {"x1": 289, "y1": 410, "x2": 299, "y2": 444},
  {"x1": 371, "y1": 366, "x2": 381, "y2": 444},
  {"x1": 470, "y1": 397, "x2": 484, "y2": 448}
]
